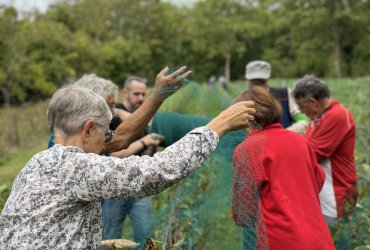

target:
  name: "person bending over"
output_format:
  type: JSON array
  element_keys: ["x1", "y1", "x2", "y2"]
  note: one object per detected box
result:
[{"x1": 232, "y1": 86, "x2": 334, "y2": 250}]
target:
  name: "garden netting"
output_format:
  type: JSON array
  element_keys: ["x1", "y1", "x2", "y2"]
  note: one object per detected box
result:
[
  {"x1": 144, "y1": 81, "x2": 369, "y2": 250},
  {"x1": 144, "y1": 82, "x2": 263, "y2": 249}
]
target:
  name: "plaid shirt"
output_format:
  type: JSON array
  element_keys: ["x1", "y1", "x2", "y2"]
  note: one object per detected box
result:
[{"x1": 0, "y1": 127, "x2": 218, "y2": 249}]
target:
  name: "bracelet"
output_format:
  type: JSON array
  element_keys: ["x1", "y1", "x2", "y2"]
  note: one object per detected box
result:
[{"x1": 140, "y1": 140, "x2": 147, "y2": 148}]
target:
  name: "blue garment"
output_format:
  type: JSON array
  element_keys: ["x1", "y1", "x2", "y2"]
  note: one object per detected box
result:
[
  {"x1": 269, "y1": 87, "x2": 293, "y2": 128},
  {"x1": 102, "y1": 198, "x2": 152, "y2": 243},
  {"x1": 48, "y1": 135, "x2": 54, "y2": 148},
  {"x1": 102, "y1": 104, "x2": 151, "y2": 243},
  {"x1": 324, "y1": 215, "x2": 349, "y2": 250},
  {"x1": 324, "y1": 215, "x2": 337, "y2": 229}
]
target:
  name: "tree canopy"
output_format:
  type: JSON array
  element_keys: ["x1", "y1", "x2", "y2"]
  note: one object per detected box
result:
[{"x1": 1, "y1": 0, "x2": 369, "y2": 106}]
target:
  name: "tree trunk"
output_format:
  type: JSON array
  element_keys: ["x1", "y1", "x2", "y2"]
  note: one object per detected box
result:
[
  {"x1": 329, "y1": 0, "x2": 342, "y2": 77},
  {"x1": 224, "y1": 53, "x2": 231, "y2": 82},
  {"x1": 331, "y1": 23, "x2": 342, "y2": 78},
  {"x1": 0, "y1": 86, "x2": 10, "y2": 107}
]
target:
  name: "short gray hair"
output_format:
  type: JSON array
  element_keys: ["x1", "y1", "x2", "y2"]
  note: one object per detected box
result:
[
  {"x1": 75, "y1": 74, "x2": 119, "y2": 101},
  {"x1": 293, "y1": 75, "x2": 330, "y2": 101},
  {"x1": 124, "y1": 76, "x2": 147, "y2": 90},
  {"x1": 47, "y1": 84, "x2": 113, "y2": 136}
]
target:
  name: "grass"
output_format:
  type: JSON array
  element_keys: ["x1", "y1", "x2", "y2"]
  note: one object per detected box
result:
[
  {"x1": 0, "y1": 144, "x2": 46, "y2": 183},
  {"x1": 0, "y1": 101, "x2": 50, "y2": 183}
]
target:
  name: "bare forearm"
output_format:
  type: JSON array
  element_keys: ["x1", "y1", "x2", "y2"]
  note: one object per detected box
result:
[
  {"x1": 105, "y1": 65, "x2": 192, "y2": 152},
  {"x1": 105, "y1": 93, "x2": 163, "y2": 152},
  {"x1": 110, "y1": 139, "x2": 146, "y2": 158}
]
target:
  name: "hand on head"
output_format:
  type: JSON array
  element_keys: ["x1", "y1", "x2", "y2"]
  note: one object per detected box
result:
[{"x1": 206, "y1": 101, "x2": 256, "y2": 137}]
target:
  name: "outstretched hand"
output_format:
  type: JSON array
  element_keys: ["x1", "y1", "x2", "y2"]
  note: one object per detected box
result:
[
  {"x1": 153, "y1": 66, "x2": 192, "y2": 99},
  {"x1": 206, "y1": 101, "x2": 256, "y2": 137}
]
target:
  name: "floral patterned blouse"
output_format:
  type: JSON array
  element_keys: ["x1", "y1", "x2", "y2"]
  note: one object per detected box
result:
[{"x1": 0, "y1": 127, "x2": 218, "y2": 249}]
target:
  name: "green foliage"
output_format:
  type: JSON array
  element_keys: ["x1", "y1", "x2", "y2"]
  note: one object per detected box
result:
[
  {"x1": 97, "y1": 36, "x2": 153, "y2": 86},
  {"x1": 331, "y1": 164, "x2": 370, "y2": 249},
  {"x1": 1, "y1": 0, "x2": 370, "y2": 106}
]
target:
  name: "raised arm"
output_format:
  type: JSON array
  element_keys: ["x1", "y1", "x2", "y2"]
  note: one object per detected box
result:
[
  {"x1": 67, "y1": 101, "x2": 255, "y2": 201},
  {"x1": 104, "y1": 66, "x2": 191, "y2": 152}
]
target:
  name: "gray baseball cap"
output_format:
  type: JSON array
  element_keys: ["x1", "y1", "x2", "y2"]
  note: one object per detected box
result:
[{"x1": 245, "y1": 60, "x2": 271, "y2": 80}]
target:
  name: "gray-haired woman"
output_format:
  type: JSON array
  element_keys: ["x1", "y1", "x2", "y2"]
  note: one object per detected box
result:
[{"x1": 0, "y1": 67, "x2": 255, "y2": 249}]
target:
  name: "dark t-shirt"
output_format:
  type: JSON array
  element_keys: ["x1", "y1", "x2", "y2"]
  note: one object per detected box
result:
[
  {"x1": 111, "y1": 103, "x2": 148, "y2": 156},
  {"x1": 269, "y1": 87, "x2": 292, "y2": 128}
]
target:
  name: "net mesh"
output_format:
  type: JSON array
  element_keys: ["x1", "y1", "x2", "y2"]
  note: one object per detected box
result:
[
  {"x1": 232, "y1": 130, "x2": 268, "y2": 250},
  {"x1": 113, "y1": 80, "x2": 370, "y2": 249},
  {"x1": 142, "y1": 82, "x2": 270, "y2": 249}
]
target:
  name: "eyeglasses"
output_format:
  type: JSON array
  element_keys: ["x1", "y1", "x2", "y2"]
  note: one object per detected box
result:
[
  {"x1": 296, "y1": 98, "x2": 311, "y2": 111},
  {"x1": 95, "y1": 122, "x2": 115, "y2": 144}
]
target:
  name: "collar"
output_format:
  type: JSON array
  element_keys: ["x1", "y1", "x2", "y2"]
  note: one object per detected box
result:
[
  {"x1": 52, "y1": 143, "x2": 85, "y2": 153},
  {"x1": 313, "y1": 98, "x2": 337, "y2": 123},
  {"x1": 249, "y1": 123, "x2": 282, "y2": 136}
]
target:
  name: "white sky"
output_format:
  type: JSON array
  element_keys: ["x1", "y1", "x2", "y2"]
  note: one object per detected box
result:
[
  {"x1": 0, "y1": 0, "x2": 196, "y2": 13},
  {"x1": 0, "y1": 0, "x2": 56, "y2": 12}
]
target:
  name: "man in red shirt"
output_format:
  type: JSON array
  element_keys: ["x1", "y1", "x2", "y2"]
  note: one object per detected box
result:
[{"x1": 292, "y1": 75, "x2": 357, "y2": 227}]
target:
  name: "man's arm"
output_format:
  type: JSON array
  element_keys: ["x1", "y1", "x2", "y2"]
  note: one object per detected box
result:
[
  {"x1": 308, "y1": 109, "x2": 353, "y2": 161},
  {"x1": 307, "y1": 142, "x2": 326, "y2": 192},
  {"x1": 104, "y1": 66, "x2": 191, "y2": 152}
]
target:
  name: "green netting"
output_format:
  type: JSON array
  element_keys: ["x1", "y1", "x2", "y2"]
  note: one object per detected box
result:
[
  {"x1": 123, "y1": 81, "x2": 370, "y2": 249},
  {"x1": 145, "y1": 82, "x2": 249, "y2": 249},
  {"x1": 151, "y1": 112, "x2": 210, "y2": 148}
]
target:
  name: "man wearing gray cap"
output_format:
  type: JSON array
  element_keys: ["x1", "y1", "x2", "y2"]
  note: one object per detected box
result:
[{"x1": 245, "y1": 60, "x2": 308, "y2": 134}]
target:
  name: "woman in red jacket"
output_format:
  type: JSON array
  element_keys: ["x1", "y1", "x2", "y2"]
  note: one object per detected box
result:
[{"x1": 232, "y1": 87, "x2": 334, "y2": 250}]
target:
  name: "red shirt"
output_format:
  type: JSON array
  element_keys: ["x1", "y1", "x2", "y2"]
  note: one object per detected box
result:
[
  {"x1": 232, "y1": 124, "x2": 334, "y2": 250},
  {"x1": 305, "y1": 99, "x2": 357, "y2": 217}
]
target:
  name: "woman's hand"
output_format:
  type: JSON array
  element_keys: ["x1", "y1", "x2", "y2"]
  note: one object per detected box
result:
[{"x1": 206, "y1": 101, "x2": 256, "y2": 137}]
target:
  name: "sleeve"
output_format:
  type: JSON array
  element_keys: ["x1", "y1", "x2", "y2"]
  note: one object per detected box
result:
[
  {"x1": 307, "y1": 142, "x2": 325, "y2": 192},
  {"x1": 232, "y1": 145, "x2": 249, "y2": 225},
  {"x1": 64, "y1": 127, "x2": 219, "y2": 201},
  {"x1": 288, "y1": 88, "x2": 305, "y2": 118},
  {"x1": 286, "y1": 89, "x2": 309, "y2": 134},
  {"x1": 308, "y1": 110, "x2": 350, "y2": 161},
  {"x1": 286, "y1": 120, "x2": 308, "y2": 134},
  {"x1": 231, "y1": 134, "x2": 265, "y2": 226}
]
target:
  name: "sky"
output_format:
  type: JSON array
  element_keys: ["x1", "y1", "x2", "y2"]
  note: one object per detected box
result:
[
  {"x1": 0, "y1": 0, "x2": 196, "y2": 13},
  {"x1": 0, "y1": 0, "x2": 56, "y2": 12}
]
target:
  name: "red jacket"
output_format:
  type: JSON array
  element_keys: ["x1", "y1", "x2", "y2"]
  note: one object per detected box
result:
[
  {"x1": 305, "y1": 99, "x2": 357, "y2": 217},
  {"x1": 232, "y1": 124, "x2": 334, "y2": 250}
]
